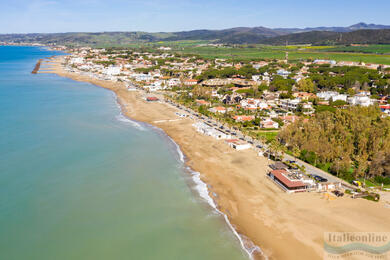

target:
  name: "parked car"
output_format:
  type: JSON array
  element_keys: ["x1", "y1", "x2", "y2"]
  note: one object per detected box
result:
[
  {"x1": 309, "y1": 174, "x2": 328, "y2": 182},
  {"x1": 332, "y1": 190, "x2": 344, "y2": 197}
]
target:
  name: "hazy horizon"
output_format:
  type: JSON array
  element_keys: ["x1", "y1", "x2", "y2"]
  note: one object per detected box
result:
[
  {"x1": 1, "y1": 22, "x2": 390, "y2": 35},
  {"x1": 1, "y1": 0, "x2": 390, "y2": 34}
]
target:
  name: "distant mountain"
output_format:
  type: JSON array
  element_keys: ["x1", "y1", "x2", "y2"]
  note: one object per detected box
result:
[
  {"x1": 164, "y1": 26, "x2": 285, "y2": 43},
  {"x1": 260, "y1": 29, "x2": 390, "y2": 45},
  {"x1": 273, "y1": 22, "x2": 390, "y2": 34},
  {"x1": 1, "y1": 23, "x2": 390, "y2": 46}
]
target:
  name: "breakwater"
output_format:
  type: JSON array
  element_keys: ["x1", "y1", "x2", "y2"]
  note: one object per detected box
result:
[{"x1": 31, "y1": 59, "x2": 42, "y2": 74}]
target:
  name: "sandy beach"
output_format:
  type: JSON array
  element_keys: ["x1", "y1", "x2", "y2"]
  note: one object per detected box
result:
[{"x1": 39, "y1": 57, "x2": 390, "y2": 260}]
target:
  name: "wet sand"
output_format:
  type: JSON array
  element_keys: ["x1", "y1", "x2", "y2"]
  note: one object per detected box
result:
[{"x1": 39, "y1": 56, "x2": 390, "y2": 260}]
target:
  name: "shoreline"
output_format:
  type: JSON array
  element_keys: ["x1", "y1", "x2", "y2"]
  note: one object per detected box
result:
[
  {"x1": 109, "y1": 81, "x2": 264, "y2": 259},
  {"x1": 38, "y1": 56, "x2": 390, "y2": 260}
]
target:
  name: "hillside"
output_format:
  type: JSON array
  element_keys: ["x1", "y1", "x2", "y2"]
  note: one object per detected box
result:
[
  {"x1": 260, "y1": 29, "x2": 390, "y2": 45},
  {"x1": 1, "y1": 23, "x2": 390, "y2": 46}
]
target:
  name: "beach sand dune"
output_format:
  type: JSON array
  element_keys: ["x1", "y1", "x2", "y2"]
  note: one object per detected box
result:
[{"x1": 41, "y1": 57, "x2": 390, "y2": 260}]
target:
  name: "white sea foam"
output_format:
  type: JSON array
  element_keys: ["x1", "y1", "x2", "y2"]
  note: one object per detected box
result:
[
  {"x1": 168, "y1": 137, "x2": 266, "y2": 260},
  {"x1": 115, "y1": 113, "x2": 146, "y2": 131},
  {"x1": 166, "y1": 135, "x2": 185, "y2": 163},
  {"x1": 111, "y1": 92, "x2": 146, "y2": 131},
  {"x1": 109, "y1": 90, "x2": 265, "y2": 259}
]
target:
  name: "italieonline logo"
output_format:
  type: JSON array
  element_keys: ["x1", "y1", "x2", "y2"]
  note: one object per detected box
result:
[{"x1": 324, "y1": 232, "x2": 390, "y2": 259}]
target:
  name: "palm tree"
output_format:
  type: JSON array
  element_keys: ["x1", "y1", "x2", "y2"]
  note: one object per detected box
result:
[{"x1": 269, "y1": 139, "x2": 286, "y2": 161}]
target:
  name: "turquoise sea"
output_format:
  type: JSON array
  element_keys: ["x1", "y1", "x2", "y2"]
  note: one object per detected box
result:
[{"x1": 0, "y1": 46, "x2": 248, "y2": 260}]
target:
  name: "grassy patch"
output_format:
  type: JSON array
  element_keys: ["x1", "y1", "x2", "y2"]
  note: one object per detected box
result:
[{"x1": 255, "y1": 131, "x2": 279, "y2": 142}]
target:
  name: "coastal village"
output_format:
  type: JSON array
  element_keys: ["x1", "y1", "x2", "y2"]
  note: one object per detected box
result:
[
  {"x1": 3, "y1": 1, "x2": 390, "y2": 258},
  {"x1": 47, "y1": 45, "x2": 390, "y2": 199}
]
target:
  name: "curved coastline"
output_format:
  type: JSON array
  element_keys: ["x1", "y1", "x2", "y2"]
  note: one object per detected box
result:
[
  {"x1": 111, "y1": 88, "x2": 265, "y2": 259},
  {"x1": 37, "y1": 55, "x2": 390, "y2": 260},
  {"x1": 38, "y1": 57, "x2": 265, "y2": 259}
]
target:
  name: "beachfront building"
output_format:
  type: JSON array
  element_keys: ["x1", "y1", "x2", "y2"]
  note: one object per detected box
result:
[
  {"x1": 225, "y1": 139, "x2": 252, "y2": 150},
  {"x1": 193, "y1": 122, "x2": 231, "y2": 140},
  {"x1": 267, "y1": 170, "x2": 313, "y2": 193}
]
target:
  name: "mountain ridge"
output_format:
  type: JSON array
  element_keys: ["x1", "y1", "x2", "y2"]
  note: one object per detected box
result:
[{"x1": 1, "y1": 23, "x2": 390, "y2": 46}]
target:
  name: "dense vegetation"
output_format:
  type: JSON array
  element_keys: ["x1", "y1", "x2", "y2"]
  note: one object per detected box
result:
[
  {"x1": 278, "y1": 106, "x2": 390, "y2": 181},
  {"x1": 307, "y1": 64, "x2": 390, "y2": 96}
]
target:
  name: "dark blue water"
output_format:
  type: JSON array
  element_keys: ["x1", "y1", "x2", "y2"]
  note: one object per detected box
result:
[{"x1": 0, "y1": 46, "x2": 248, "y2": 260}]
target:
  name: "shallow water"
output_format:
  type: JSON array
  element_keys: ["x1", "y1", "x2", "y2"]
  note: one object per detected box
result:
[{"x1": 0, "y1": 46, "x2": 248, "y2": 260}]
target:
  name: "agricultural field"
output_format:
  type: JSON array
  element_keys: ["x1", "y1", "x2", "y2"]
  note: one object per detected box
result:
[
  {"x1": 176, "y1": 44, "x2": 390, "y2": 64},
  {"x1": 309, "y1": 44, "x2": 390, "y2": 54}
]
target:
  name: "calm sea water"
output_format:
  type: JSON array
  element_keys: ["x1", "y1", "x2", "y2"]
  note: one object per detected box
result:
[{"x1": 0, "y1": 46, "x2": 248, "y2": 260}]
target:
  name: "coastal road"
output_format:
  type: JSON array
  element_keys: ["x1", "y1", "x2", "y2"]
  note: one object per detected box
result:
[
  {"x1": 283, "y1": 154, "x2": 348, "y2": 184},
  {"x1": 166, "y1": 98, "x2": 349, "y2": 186}
]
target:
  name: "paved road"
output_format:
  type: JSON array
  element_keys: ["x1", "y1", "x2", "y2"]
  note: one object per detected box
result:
[
  {"x1": 167, "y1": 98, "x2": 351, "y2": 186},
  {"x1": 283, "y1": 154, "x2": 349, "y2": 185}
]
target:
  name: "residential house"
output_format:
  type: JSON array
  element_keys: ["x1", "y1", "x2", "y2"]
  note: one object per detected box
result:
[
  {"x1": 380, "y1": 105, "x2": 390, "y2": 116},
  {"x1": 208, "y1": 106, "x2": 231, "y2": 114},
  {"x1": 260, "y1": 118, "x2": 279, "y2": 129},
  {"x1": 233, "y1": 115, "x2": 255, "y2": 122},
  {"x1": 183, "y1": 79, "x2": 198, "y2": 86},
  {"x1": 317, "y1": 91, "x2": 347, "y2": 102},
  {"x1": 347, "y1": 94, "x2": 374, "y2": 107},
  {"x1": 195, "y1": 100, "x2": 211, "y2": 106},
  {"x1": 293, "y1": 92, "x2": 316, "y2": 101}
]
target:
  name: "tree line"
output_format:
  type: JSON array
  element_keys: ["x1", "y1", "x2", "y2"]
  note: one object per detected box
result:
[{"x1": 278, "y1": 106, "x2": 390, "y2": 182}]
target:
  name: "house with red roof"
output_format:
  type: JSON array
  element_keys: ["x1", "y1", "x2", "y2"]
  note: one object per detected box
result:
[
  {"x1": 260, "y1": 118, "x2": 279, "y2": 129},
  {"x1": 195, "y1": 100, "x2": 210, "y2": 106},
  {"x1": 268, "y1": 170, "x2": 312, "y2": 193},
  {"x1": 380, "y1": 104, "x2": 390, "y2": 116},
  {"x1": 183, "y1": 79, "x2": 198, "y2": 86},
  {"x1": 233, "y1": 115, "x2": 254, "y2": 122},
  {"x1": 225, "y1": 139, "x2": 252, "y2": 150},
  {"x1": 208, "y1": 106, "x2": 232, "y2": 114}
]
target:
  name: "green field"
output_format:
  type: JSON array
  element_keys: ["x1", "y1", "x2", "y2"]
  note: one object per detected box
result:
[
  {"x1": 175, "y1": 44, "x2": 390, "y2": 65},
  {"x1": 311, "y1": 44, "x2": 390, "y2": 54},
  {"x1": 254, "y1": 131, "x2": 279, "y2": 143}
]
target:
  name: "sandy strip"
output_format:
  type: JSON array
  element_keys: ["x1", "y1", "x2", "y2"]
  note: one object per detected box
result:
[{"x1": 39, "y1": 57, "x2": 390, "y2": 260}]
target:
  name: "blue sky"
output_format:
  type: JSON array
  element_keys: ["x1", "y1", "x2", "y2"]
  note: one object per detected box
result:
[{"x1": 1, "y1": 0, "x2": 390, "y2": 33}]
